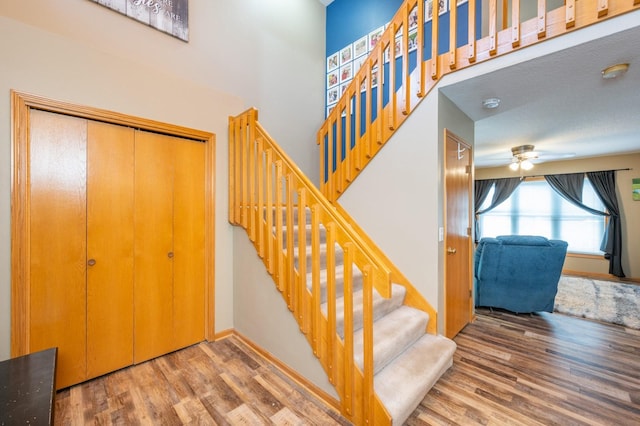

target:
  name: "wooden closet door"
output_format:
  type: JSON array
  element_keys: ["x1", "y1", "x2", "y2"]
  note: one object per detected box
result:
[
  {"x1": 86, "y1": 121, "x2": 135, "y2": 378},
  {"x1": 173, "y1": 138, "x2": 206, "y2": 350},
  {"x1": 29, "y1": 110, "x2": 87, "y2": 389},
  {"x1": 134, "y1": 131, "x2": 175, "y2": 363}
]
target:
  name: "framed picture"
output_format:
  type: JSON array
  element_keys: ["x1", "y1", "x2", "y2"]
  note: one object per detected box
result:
[
  {"x1": 327, "y1": 51, "x2": 339, "y2": 72},
  {"x1": 426, "y1": 0, "x2": 448, "y2": 21},
  {"x1": 368, "y1": 26, "x2": 385, "y2": 51},
  {"x1": 633, "y1": 178, "x2": 640, "y2": 201},
  {"x1": 360, "y1": 67, "x2": 379, "y2": 92},
  {"x1": 340, "y1": 81, "x2": 351, "y2": 96},
  {"x1": 340, "y1": 44, "x2": 353, "y2": 66},
  {"x1": 409, "y1": 6, "x2": 419, "y2": 30},
  {"x1": 90, "y1": 0, "x2": 189, "y2": 42},
  {"x1": 327, "y1": 70, "x2": 339, "y2": 89},
  {"x1": 354, "y1": 35, "x2": 368, "y2": 58},
  {"x1": 340, "y1": 62, "x2": 353, "y2": 83},
  {"x1": 327, "y1": 105, "x2": 335, "y2": 117},
  {"x1": 353, "y1": 55, "x2": 366, "y2": 73},
  {"x1": 408, "y1": 30, "x2": 418, "y2": 52},
  {"x1": 327, "y1": 86, "x2": 339, "y2": 105},
  {"x1": 394, "y1": 36, "x2": 403, "y2": 58}
]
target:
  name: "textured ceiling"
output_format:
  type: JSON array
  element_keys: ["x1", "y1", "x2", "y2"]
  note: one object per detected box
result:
[{"x1": 440, "y1": 22, "x2": 640, "y2": 168}]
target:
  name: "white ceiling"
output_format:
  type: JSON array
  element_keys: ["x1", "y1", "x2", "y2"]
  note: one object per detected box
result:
[{"x1": 440, "y1": 22, "x2": 640, "y2": 168}]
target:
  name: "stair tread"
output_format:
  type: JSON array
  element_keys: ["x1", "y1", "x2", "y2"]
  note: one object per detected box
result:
[
  {"x1": 375, "y1": 333, "x2": 457, "y2": 426},
  {"x1": 353, "y1": 305, "x2": 429, "y2": 374},
  {"x1": 322, "y1": 284, "x2": 406, "y2": 337}
]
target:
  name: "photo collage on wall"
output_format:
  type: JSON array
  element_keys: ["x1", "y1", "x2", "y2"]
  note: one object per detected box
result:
[{"x1": 325, "y1": 0, "x2": 467, "y2": 117}]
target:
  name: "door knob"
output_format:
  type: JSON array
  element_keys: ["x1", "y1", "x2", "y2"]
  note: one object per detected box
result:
[
  {"x1": 88, "y1": 259, "x2": 96, "y2": 266},
  {"x1": 447, "y1": 247, "x2": 457, "y2": 254},
  {"x1": 168, "y1": 252, "x2": 174, "y2": 259}
]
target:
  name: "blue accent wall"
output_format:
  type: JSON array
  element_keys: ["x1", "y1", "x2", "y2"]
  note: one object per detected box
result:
[{"x1": 326, "y1": 0, "x2": 403, "y2": 56}]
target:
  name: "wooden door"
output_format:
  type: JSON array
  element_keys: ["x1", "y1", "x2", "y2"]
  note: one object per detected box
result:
[
  {"x1": 86, "y1": 121, "x2": 135, "y2": 379},
  {"x1": 134, "y1": 131, "x2": 176, "y2": 364},
  {"x1": 173, "y1": 138, "x2": 206, "y2": 350},
  {"x1": 29, "y1": 110, "x2": 88, "y2": 389},
  {"x1": 444, "y1": 130, "x2": 473, "y2": 338}
]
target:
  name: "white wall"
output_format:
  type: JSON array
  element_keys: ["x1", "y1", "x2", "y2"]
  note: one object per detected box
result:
[
  {"x1": 337, "y1": 90, "x2": 473, "y2": 334},
  {"x1": 0, "y1": 0, "x2": 326, "y2": 364},
  {"x1": 233, "y1": 229, "x2": 337, "y2": 397}
]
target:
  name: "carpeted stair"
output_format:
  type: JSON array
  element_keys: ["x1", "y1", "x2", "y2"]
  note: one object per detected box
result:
[{"x1": 282, "y1": 208, "x2": 457, "y2": 425}]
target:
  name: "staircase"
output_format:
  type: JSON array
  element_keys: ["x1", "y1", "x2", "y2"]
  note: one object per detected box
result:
[
  {"x1": 229, "y1": 108, "x2": 456, "y2": 425},
  {"x1": 318, "y1": 0, "x2": 640, "y2": 202},
  {"x1": 290, "y1": 206, "x2": 456, "y2": 425}
]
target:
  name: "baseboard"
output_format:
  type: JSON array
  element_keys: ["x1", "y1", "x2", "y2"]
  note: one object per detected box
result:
[
  {"x1": 562, "y1": 269, "x2": 640, "y2": 284},
  {"x1": 211, "y1": 329, "x2": 342, "y2": 413}
]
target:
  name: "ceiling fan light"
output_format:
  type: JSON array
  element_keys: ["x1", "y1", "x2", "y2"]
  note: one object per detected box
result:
[
  {"x1": 509, "y1": 161, "x2": 520, "y2": 171},
  {"x1": 520, "y1": 159, "x2": 534, "y2": 170}
]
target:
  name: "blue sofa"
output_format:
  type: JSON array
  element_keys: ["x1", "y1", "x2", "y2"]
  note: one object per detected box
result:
[{"x1": 474, "y1": 235, "x2": 568, "y2": 313}]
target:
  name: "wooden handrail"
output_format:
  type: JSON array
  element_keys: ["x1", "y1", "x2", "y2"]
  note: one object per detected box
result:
[
  {"x1": 230, "y1": 108, "x2": 441, "y2": 424},
  {"x1": 318, "y1": 0, "x2": 639, "y2": 202}
]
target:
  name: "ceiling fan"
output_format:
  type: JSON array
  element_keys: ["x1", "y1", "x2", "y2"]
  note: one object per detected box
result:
[
  {"x1": 507, "y1": 144, "x2": 575, "y2": 172},
  {"x1": 509, "y1": 144, "x2": 538, "y2": 171}
]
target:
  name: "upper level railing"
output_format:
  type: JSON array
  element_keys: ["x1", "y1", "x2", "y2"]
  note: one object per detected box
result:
[
  {"x1": 317, "y1": 0, "x2": 639, "y2": 202},
  {"x1": 229, "y1": 108, "x2": 437, "y2": 425}
]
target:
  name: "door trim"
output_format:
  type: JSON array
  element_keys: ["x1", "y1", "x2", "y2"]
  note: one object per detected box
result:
[{"x1": 10, "y1": 90, "x2": 216, "y2": 356}]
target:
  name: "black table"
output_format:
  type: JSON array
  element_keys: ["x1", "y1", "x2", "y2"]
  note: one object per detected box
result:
[{"x1": 0, "y1": 348, "x2": 57, "y2": 426}]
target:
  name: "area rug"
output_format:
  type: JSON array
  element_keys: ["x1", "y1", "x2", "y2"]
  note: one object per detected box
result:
[{"x1": 554, "y1": 275, "x2": 640, "y2": 329}]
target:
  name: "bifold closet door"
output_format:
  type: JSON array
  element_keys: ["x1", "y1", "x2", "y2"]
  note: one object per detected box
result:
[
  {"x1": 134, "y1": 131, "x2": 176, "y2": 363},
  {"x1": 133, "y1": 130, "x2": 206, "y2": 363},
  {"x1": 29, "y1": 111, "x2": 136, "y2": 388},
  {"x1": 29, "y1": 110, "x2": 88, "y2": 389},
  {"x1": 172, "y1": 138, "x2": 206, "y2": 350},
  {"x1": 86, "y1": 121, "x2": 135, "y2": 379}
]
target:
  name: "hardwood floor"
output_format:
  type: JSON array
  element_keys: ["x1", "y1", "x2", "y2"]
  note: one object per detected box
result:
[
  {"x1": 54, "y1": 336, "x2": 350, "y2": 425},
  {"x1": 407, "y1": 309, "x2": 640, "y2": 425},
  {"x1": 54, "y1": 311, "x2": 640, "y2": 425}
]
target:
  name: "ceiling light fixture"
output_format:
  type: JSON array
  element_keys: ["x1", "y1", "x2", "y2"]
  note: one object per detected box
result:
[
  {"x1": 601, "y1": 63, "x2": 629, "y2": 79},
  {"x1": 482, "y1": 97, "x2": 501, "y2": 109},
  {"x1": 509, "y1": 144, "x2": 538, "y2": 172}
]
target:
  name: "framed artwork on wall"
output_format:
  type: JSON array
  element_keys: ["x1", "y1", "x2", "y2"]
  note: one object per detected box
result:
[
  {"x1": 368, "y1": 26, "x2": 385, "y2": 51},
  {"x1": 340, "y1": 44, "x2": 353, "y2": 66},
  {"x1": 89, "y1": 0, "x2": 189, "y2": 42},
  {"x1": 340, "y1": 62, "x2": 353, "y2": 83},
  {"x1": 354, "y1": 35, "x2": 368, "y2": 58},
  {"x1": 328, "y1": 70, "x2": 339, "y2": 89},
  {"x1": 327, "y1": 51, "x2": 339, "y2": 72},
  {"x1": 409, "y1": 6, "x2": 419, "y2": 30},
  {"x1": 426, "y1": 0, "x2": 448, "y2": 21},
  {"x1": 353, "y1": 56, "x2": 366, "y2": 73},
  {"x1": 327, "y1": 87, "x2": 339, "y2": 105},
  {"x1": 408, "y1": 30, "x2": 418, "y2": 52}
]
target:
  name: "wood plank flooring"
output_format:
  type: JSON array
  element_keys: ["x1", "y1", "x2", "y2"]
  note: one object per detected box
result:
[
  {"x1": 54, "y1": 336, "x2": 350, "y2": 425},
  {"x1": 54, "y1": 310, "x2": 640, "y2": 425},
  {"x1": 407, "y1": 309, "x2": 640, "y2": 425}
]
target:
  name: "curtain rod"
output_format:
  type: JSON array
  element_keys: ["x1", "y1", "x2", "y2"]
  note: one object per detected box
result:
[{"x1": 519, "y1": 167, "x2": 632, "y2": 180}]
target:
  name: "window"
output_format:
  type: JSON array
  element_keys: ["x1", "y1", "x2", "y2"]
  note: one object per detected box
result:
[{"x1": 478, "y1": 178, "x2": 606, "y2": 254}]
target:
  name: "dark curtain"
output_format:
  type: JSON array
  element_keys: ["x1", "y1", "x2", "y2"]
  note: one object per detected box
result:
[
  {"x1": 587, "y1": 171, "x2": 625, "y2": 277},
  {"x1": 544, "y1": 171, "x2": 625, "y2": 277},
  {"x1": 474, "y1": 179, "x2": 494, "y2": 214},
  {"x1": 474, "y1": 177, "x2": 521, "y2": 242},
  {"x1": 474, "y1": 179, "x2": 495, "y2": 242},
  {"x1": 544, "y1": 173, "x2": 603, "y2": 215}
]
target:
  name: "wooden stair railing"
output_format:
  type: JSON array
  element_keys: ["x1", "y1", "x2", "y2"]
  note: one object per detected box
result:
[
  {"x1": 318, "y1": 0, "x2": 640, "y2": 202},
  {"x1": 229, "y1": 108, "x2": 438, "y2": 425}
]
